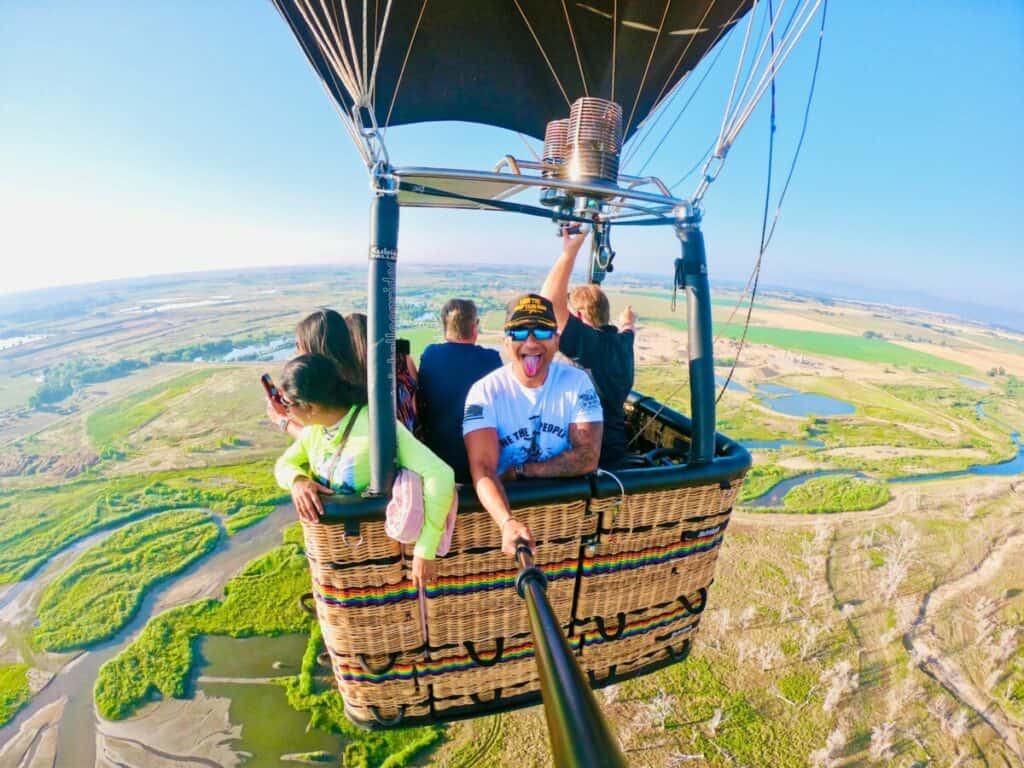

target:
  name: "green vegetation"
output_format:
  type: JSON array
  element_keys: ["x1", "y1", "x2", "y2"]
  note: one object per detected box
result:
[
  {"x1": 278, "y1": 624, "x2": 443, "y2": 768},
  {"x1": 0, "y1": 461, "x2": 285, "y2": 584},
  {"x1": 34, "y1": 510, "x2": 219, "y2": 651},
  {"x1": 782, "y1": 476, "x2": 890, "y2": 514},
  {"x1": 29, "y1": 357, "x2": 148, "y2": 409},
  {"x1": 644, "y1": 656, "x2": 824, "y2": 766},
  {"x1": 150, "y1": 330, "x2": 289, "y2": 363},
  {"x1": 94, "y1": 539, "x2": 310, "y2": 720},
  {"x1": 0, "y1": 663, "x2": 31, "y2": 727},
  {"x1": 656, "y1": 319, "x2": 973, "y2": 373},
  {"x1": 738, "y1": 463, "x2": 797, "y2": 502},
  {"x1": 86, "y1": 368, "x2": 219, "y2": 452}
]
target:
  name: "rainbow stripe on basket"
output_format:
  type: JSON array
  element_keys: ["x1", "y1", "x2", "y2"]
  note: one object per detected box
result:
[
  {"x1": 582, "y1": 530, "x2": 724, "y2": 577},
  {"x1": 336, "y1": 659, "x2": 418, "y2": 683},
  {"x1": 424, "y1": 558, "x2": 578, "y2": 599},
  {"x1": 581, "y1": 603, "x2": 700, "y2": 648},
  {"x1": 313, "y1": 557, "x2": 580, "y2": 609},
  {"x1": 314, "y1": 580, "x2": 417, "y2": 609}
]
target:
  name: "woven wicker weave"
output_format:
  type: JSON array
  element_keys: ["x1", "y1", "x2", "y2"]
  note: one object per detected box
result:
[
  {"x1": 302, "y1": 445, "x2": 746, "y2": 725},
  {"x1": 313, "y1": 577, "x2": 425, "y2": 656}
]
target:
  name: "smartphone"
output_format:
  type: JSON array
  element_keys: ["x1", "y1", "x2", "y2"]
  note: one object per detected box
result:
[
  {"x1": 559, "y1": 222, "x2": 583, "y2": 236},
  {"x1": 261, "y1": 373, "x2": 283, "y2": 405},
  {"x1": 396, "y1": 338, "x2": 410, "y2": 356}
]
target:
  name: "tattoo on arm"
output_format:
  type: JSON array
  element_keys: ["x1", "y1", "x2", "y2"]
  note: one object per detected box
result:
[{"x1": 525, "y1": 421, "x2": 602, "y2": 478}]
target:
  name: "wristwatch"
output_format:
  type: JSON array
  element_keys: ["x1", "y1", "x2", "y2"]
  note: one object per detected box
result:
[{"x1": 513, "y1": 463, "x2": 526, "y2": 480}]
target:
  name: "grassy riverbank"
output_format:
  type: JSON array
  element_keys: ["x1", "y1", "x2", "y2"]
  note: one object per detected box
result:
[
  {"x1": 94, "y1": 529, "x2": 310, "y2": 720},
  {"x1": 34, "y1": 509, "x2": 220, "y2": 651},
  {"x1": 0, "y1": 461, "x2": 286, "y2": 585},
  {"x1": 782, "y1": 476, "x2": 890, "y2": 514}
]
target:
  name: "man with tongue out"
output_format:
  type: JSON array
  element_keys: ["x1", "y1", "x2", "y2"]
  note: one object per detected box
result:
[{"x1": 464, "y1": 293, "x2": 603, "y2": 555}]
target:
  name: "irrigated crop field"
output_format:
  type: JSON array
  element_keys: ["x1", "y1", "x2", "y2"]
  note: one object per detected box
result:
[{"x1": 0, "y1": 265, "x2": 1021, "y2": 767}]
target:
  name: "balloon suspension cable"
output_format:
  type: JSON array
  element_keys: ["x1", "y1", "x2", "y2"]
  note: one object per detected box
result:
[
  {"x1": 690, "y1": 0, "x2": 824, "y2": 212},
  {"x1": 629, "y1": 0, "x2": 826, "y2": 443},
  {"x1": 715, "y1": 0, "x2": 826, "y2": 403}
]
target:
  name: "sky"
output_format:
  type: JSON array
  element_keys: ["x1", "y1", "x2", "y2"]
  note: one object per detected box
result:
[{"x1": 1, "y1": 2, "x2": 1022, "y2": 320}]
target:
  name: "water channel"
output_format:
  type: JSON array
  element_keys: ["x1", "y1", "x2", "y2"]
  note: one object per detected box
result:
[{"x1": 0, "y1": 504, "x2": 298, "y2": 767}]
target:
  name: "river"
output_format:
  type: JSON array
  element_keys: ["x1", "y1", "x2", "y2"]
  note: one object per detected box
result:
[{"x1": 0, "y1": 504, "x2": 297, "y2": 767}]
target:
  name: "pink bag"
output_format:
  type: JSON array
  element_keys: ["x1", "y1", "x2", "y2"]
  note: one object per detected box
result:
[{"x1": 385, "y1": 469, "x2": 457, "y2": 557}]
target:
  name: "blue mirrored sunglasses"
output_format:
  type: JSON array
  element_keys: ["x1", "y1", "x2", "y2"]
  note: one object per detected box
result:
[{"x1": 506, "y1": 327, "x2": 556, "y2": 342}]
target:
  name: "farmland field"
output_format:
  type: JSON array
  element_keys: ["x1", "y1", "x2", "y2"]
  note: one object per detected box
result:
[{"x1": 1, "y1": 264, "x2": 1021, "y2": 767}]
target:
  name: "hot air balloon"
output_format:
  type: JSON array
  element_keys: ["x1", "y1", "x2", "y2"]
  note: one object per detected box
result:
[{"x1": 270, "y1": 0, "x2": 826, "y2": 758}]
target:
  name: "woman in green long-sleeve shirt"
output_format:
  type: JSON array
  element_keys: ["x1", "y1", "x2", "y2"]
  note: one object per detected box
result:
[{"x1": 274, "y1": 354, "x2": 454, "y2": 588}]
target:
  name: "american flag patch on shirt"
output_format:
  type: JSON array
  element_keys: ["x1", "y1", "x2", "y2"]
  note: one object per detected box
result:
[{"x1": 463, "y1": 404, "x2": 485, "y2": 422}]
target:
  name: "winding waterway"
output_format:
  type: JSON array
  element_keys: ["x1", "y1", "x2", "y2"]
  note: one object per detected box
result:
[{"x1": 0, "y1": 504, "x2": 297, "y2": 767}]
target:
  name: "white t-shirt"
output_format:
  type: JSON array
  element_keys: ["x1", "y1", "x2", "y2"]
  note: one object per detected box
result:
[{"x1": 463, "y1": 362, "x2": 603, "y2": 475}]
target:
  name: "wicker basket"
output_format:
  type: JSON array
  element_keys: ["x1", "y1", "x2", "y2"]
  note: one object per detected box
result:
[{"x1": 299, "y1": 427, "x2": 748, "y2": 724}]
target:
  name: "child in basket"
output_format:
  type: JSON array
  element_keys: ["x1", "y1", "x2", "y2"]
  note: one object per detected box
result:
[{"x1": 274, "y1": 353, "x2": 454, "y2": 588}]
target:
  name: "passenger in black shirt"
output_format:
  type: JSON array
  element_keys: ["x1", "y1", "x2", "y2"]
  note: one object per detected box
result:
[
  {"x1": 418, "y1": 299, "x2": 502, "y2": 483},
  {"x1": 540, "y1": 231, "x2": 636, "y2": 468}
]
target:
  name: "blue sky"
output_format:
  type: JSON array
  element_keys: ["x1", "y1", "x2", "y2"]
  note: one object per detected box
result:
[{"x1": 1, "y1": 2, "x2": 1021, "y2": 318}]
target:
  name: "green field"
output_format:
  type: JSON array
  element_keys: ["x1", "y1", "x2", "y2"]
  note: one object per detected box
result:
[
  {"x1": 85, "y1": 368, "x2": 220, "y2": 452},
  {"x1": 34, "y1": 509, "x2": 220, "y2": 651},
  {"x1": 656, "y1": 319, "x2": 973, "y2": 373}
]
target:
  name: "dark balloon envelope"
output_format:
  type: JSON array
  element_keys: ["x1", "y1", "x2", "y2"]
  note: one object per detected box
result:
[{"x1": 272, "y1": 0, "x2": 752, "y2": 141}]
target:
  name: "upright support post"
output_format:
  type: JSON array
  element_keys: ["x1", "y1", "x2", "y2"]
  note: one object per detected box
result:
[
  {"x1": 515, "y1": 545, "x2": 627, "y2": 768},
  {"x1": 367, "y1": 168, "x2": 399, "y2": 496},
  {"x1": 676, "y1": 213, "x2": 716, "y2": 464}
]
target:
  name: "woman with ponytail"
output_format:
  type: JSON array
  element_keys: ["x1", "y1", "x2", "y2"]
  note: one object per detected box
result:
[{"x1": 273, "y1": 353, "x2": 453, "y2": 587}]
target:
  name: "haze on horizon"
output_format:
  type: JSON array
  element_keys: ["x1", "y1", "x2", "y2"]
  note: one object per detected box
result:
[{"x1": 1, "y1": 2, "x2": 1021, "y2": 317}]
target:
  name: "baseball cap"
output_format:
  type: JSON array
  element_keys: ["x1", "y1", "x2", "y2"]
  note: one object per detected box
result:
[{"x1": 504, "y1": 293, "x2": 558, "y2": 330}]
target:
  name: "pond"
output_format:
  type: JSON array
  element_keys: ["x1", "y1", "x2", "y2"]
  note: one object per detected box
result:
[
  {"x1": 959, "y1": 376, "x2": 989, "y2": 389},
  {"x1": 199, "y1": 680, "x2": 345, "y2": 768},
  {"x1": 198, "y1": 634, "x2": 309, "y2": 679},
  {"x1": 714, "y1": 374, "x2": 749, "y2": 393},
  {"x1": 197, "y1": 634, "x2": 348, "y2": 768},
  {"x1": 741, "y1": 438, "x2": 825, "y2": 451},
  {"x1": 755, "y1": 384, "x2": 856, "y2": 417}
]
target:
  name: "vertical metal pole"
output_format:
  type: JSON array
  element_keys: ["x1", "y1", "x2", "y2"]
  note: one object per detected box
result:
[
  {"x1": 677, "y1": 214, "x2": 716, "y2": 464},
  {"x1": 515, "y1": 546, "x2": 627, "y2": 768},
  {"x1": 367, "y1": 169, "x2": 398, "y2": 495}
]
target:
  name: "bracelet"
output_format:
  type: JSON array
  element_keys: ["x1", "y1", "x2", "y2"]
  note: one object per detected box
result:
[{"x1": 500, "y1": 516, "x2": 515, "y2": 532}]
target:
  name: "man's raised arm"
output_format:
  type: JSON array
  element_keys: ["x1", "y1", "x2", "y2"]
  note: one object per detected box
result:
[{"x1": 540, "y1": 230, "x2": 589, "y2": 331}]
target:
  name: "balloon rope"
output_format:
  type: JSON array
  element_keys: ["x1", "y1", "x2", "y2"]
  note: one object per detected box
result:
[
  {"x1": 611, "y1": 0, "x2": 617, "y2": 101},
  {"x1": 385, "y1": 0, "x2": 429, "y2": 128},
  {"x1": 622, "y1": 0, "x2": 745, "y2": 170},
  {"x1": 561, "y1": 0, "x2": 589, "y2": 96},
  {"x1": 644, "y1": 0, "x2": 720, "y2": 121},
  {"x1": 273, "y1": 0, "x2": 368, "y2": 164},
  {"x1": 512, "y1": 0, "x2": 572, "y2": 107},
  {"x1": 368, "y1": 0, "x2": 394, "y2": 108},
  {"x1": 722, "y1": 0, "x2": 821, "y2": 149},
  {"x1": 335, "y1": 0, "x2": 367, "y2": 97},
  {"x1": 631, "y1": 29, "x2": 732, "y2": 177},
  {"x1": 622, "y1": 0, "x2": 672, "y2": 138},
  {"x1": 715, "y1": 0, "x2": 777, "y2": 404},
  {"x1": 715, "y1": 0, "x2": 826, "y2": 403}
]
